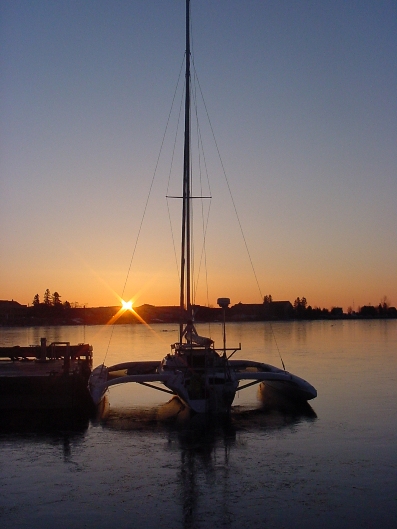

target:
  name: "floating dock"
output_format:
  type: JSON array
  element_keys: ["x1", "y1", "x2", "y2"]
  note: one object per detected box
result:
[{"x1": 0, "y1": 338, "x2": 94, "y2": 412}]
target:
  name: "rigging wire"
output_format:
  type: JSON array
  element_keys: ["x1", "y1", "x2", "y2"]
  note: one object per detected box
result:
[
  {"x1": 192, "y1": 63, "x2": 263, "y2": 301},
  {"x1": 191, "y1": 59, "x2": 287, "y2": 371},
  {"x1": 189, "y1": 22, "x2": 213, "y2": 336},
  {"x1": 122, "y1": 55, "x2": 185, "y2": 299},
  {"x1": 166, "y1": 77, "x2": 186, "y2": 287},
  {"x1": 101, "y1": 56, "x2": 186, "y2": 366},
  {"x1": 191, "y1": 66, "x2": 213, "y2": 337},
  {"x1": 100, "y1": 28, "x2": 287, "y2": 372}
]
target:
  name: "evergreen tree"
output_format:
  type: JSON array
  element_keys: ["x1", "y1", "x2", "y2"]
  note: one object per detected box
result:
[
  {"x1": 294, "y1": 297, "x2": 308, "y2": 317},
  {"x1": 32, "y1": 294, "x2": 40, "y2": 306},
  {"x1": 44, "y1": 289, "x2": 52, "y2": 306},
  {"x1": 293, "y1": 297, "x2": 301, "y2": 309},
  {"x1": 52, "y1": 292, "x2": 61, "y2": 305}
]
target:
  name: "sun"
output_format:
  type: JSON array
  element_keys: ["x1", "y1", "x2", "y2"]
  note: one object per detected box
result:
[{"x1": 121, "y1": 299, "x2": 133, "y2": 311}]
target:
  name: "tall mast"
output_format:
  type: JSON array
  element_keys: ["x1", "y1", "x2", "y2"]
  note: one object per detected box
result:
[{"x1": 180, "y1": 0, "x2": 191, "y2": 338}]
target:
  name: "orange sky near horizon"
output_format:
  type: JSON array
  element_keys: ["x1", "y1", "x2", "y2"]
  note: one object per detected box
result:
[
  {"x1": 1, "y1": 1, "x2": 396, "y2": 314},
  {"x1": 3, "y1": 257, "x2": 395, "y2": 313}
]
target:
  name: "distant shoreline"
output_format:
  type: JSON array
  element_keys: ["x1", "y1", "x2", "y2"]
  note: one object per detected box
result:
[{"x1": 1, "y1": 300, "x2": 396, "y2": 327}]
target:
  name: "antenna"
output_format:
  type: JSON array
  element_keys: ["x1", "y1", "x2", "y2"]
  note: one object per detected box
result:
[{"x1": 217, "y1": 297, "x2": 230, "y2": 354}]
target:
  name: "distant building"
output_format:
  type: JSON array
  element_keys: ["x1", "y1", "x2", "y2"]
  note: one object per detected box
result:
[
  {"x1": 359, "y1": 305, "x2": 378, "y2": 317},
  {"x1": 265, "y1": 301, "x2": 294, "y2": 320},
  {"x1": 0, "y1": 300, "x2": 27, "y2": 325},
  {"x1": 230, "y1": 303, "x2": 264, "y2": 321},
  {"x1": 330, "y1": 307, "x2": 343, "y2": 317},
  {"x1": 230, "y1": 300, "x2": 293, "y2": 321}
]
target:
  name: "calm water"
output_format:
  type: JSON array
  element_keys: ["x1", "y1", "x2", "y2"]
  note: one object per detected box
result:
[{"x1": 1, "y1": 320, "x2": 396, "y2": 528}]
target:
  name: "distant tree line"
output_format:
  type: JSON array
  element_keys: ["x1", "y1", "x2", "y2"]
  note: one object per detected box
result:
[
  {"x1": 32, "y1": 290, "x2": 81, "y2": 310},
  {"x1": 1, "y1": 292, "x2": 396, "y2": 327},
  {"x1": 263, "y1": 294, "x2": 396, "y2": 319},
  {"x1": 355, "y1": 296, "x2": 396, "y2": 317}
]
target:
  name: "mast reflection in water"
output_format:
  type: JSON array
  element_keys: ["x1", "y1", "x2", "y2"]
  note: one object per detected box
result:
[{"x1": 98, "y1": 392, "x2": 316, "y2": 529}]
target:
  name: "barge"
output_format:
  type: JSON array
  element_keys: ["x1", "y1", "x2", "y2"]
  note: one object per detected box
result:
[{"x1": 0, "y1": 338, "x2": 94, "y2": 412}]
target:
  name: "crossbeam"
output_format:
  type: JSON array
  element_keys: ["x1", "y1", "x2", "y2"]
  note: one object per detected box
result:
[{"x1": 138, "y1": 382, "x2": 174, "y2": 395}]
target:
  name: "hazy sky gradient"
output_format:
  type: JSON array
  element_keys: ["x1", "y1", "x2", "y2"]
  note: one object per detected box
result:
[{"x1": 1, "y1": 0, "x2": 396, "y2": 310}]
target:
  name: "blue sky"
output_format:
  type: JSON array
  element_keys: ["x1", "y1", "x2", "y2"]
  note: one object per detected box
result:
[{"x1": 1, "y1": 0, "x2": 396, "y2": 310}]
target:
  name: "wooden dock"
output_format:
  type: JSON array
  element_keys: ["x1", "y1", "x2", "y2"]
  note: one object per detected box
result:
[{"x1": 0, "y1": 338, "x2": 94, "y2": 411}]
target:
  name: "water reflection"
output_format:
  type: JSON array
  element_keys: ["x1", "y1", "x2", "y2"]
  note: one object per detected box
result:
[
  {"x1": 0, "y1": 409, "x2": 90, "y2": 461},
  {"x1": 1, "y1": 322, "x2": 395, "y2": 529},
  {"x1": 173, "y1": 414, "x2": 236, "y2": 528},
  {"x1": 97, "y1": 390, "x2": 316, "y2": 435},
  {"x1": 97, "y1": 391, "x2": 316, "y2": 527}
]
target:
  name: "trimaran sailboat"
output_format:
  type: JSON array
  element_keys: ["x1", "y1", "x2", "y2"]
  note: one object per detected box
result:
[{"x1": 89, "y1": 0, "x2": 317, "y2": 414}]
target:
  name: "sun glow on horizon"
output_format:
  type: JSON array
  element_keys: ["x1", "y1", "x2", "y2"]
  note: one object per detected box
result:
[{"x1": 121, "y1": 299, "x2": 133, "y2": 311}]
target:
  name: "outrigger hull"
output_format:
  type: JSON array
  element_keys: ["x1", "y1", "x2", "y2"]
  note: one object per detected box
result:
[{"x1": 230, "y1": 359, "x2": 317, "y2": 401}]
